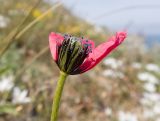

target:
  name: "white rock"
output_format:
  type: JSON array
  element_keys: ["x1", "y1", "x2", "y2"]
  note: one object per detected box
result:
[
  {"x1": 102, "y1": 69, "x2": 124, "y2": 78},
  {"x1": 137, "y1": 72, "x2": 159, "y2": 84},
  {"x1": 103, "y1": 58, "x2": 123, "y2": 69},
  {"x1": 0, "y1": 15, "x2": 9, "y2": 28},
  {"x1": 131, "y1": 62, "x2": 142, "y2": 69},
  {"x1": 142, "y1": 93, "x2": 160, "y2": 119},
  {"x1": 143, "y1": 93, "x2": 160, "y2": 102},
  {"x1": 153, "y1": 102, "x2": 160, "y2": 115},
  {"x1": 143, "y1": 83, "x2": 156, "y2": 93},
  {"x1": 104, "y1": 107, "x2": 112, "y2": 116},
  {"x1": 140, "y1": 97, "x2": 152, "y2": 106},
  {"x1": 118, "y1": 111, "x2": 138, "y2": 121},
  {"x1": 102, "y1": 69, "x2": 115, "y2": 77},
  {"x1": 146, "y1": 64, "x2": 160, "y2": 73},
  {"x1": 143, "y1": 108, "x2": 155, "y2": 118}
]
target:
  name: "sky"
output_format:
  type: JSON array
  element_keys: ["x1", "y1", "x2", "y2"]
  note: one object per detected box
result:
[{"x1": 54, "y1": 0, "x2": 160, "y2": 35}]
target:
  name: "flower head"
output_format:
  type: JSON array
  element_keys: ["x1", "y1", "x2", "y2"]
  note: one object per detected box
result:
[
  {"x1": 12, "y1": 87, "x2": 31, "y2": 104},
  {"x1": 0, "y1": 76, "x2": 14, "y2": 92},
  {"x1": 49, "y1": 32, "x2": 126, "y2": 75}
]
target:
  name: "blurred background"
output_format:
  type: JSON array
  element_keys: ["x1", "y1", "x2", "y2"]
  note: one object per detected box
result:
[{"x1": 0, "y1": 0, "x2": 160, "y2": 121}]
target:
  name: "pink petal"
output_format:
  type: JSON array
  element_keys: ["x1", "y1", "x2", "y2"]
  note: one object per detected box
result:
[
  {"x1": 49, "y1": 32, "x2": 64, "y2": 61},
  {"x1": 79, "y1": 32, "x2": 127, "y2": 73}
]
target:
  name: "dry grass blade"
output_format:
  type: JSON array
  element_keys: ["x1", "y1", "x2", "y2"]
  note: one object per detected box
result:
[
  {"x1": 0, "y1": 2, "x2": 62, "y2": 58},
  {"x1": 15, "y1": 2, "x2": 62, "y2": 40},
  {"x1": 0, "y1": 0, "x2": 42, "y2": 58}
]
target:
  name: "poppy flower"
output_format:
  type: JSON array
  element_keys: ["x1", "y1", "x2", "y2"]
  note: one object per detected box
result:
[{"x1": 49, "y1": 32, "x2": 126, "y2": 75}]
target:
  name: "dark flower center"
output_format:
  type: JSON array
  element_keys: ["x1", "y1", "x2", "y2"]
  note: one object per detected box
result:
[{"x1": 56, "y1": 34, "x2": 92, "y2": 74}]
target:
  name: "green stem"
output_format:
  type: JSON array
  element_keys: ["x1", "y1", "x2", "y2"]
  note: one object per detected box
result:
[{"x1": 50, "y1": 71, "x2": 68, "y2": 121}]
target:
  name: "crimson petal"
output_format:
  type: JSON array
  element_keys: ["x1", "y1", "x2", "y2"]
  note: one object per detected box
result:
[
  {"x1": 79, "y1": 32, "x2": 127, "y2": 73},
  {"x1": 49, "y1": 32, "x2": 64, "y2": 61}
]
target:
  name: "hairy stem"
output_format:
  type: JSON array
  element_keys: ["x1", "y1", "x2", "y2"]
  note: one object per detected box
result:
[{"x1": 50, "y1": 71, "x2": 68, "y2": 121}]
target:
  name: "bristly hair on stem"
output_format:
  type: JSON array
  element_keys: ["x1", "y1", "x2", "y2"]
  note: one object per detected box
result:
[{"x1": 50, "y1": 71, "x2": 68, "y2": 121}]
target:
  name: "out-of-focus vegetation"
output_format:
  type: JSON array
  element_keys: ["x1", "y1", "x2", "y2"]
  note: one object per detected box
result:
[{"x1": 0, "y1": 0, "x2": 160, "y2": 121}]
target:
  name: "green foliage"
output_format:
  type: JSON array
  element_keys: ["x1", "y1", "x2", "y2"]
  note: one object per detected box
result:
[{"x1": 0, "y1": 104, "x2": 17, "y2": 115}]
